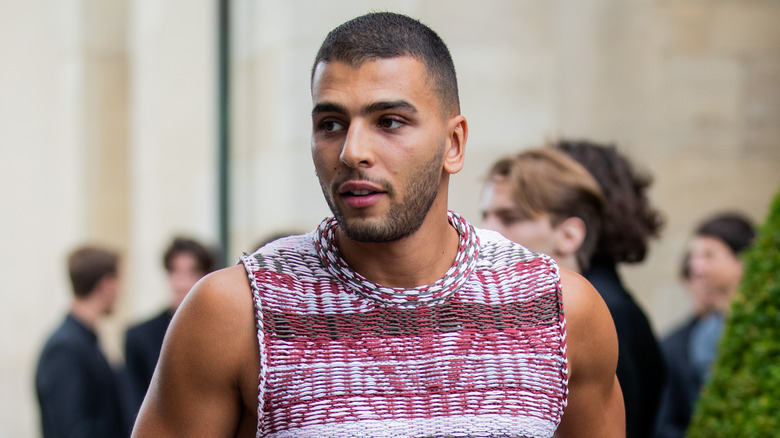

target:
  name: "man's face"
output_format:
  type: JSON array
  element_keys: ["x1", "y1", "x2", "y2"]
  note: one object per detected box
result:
[
  {"x1": 168, "y1": 252, "x2": 205, "y2": 310},
  {"x1": 687, "y1": 235, "x2": 744, "y2": 308},
  {"x1": 310, "y1": 57, "x2": 451, "y2": 243},
  {"x1": 481, "y1": 178, "x2": 558, "y2": 256},
  {"x1": 101, "y1": 273, "x2": 120, "y2": 315}
]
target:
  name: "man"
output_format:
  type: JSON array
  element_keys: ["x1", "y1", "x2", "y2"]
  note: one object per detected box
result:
[
  {"x1": 556, "y1": 140, "x2": 666, "y2": 438},
  {"x1": 481, "y1": 147, "x2": 605, "y2": 273},
  {"x1": 655, "y1": 213, "x2": 754, "y2": 438},
  {"x1": 124, "y1": 237, "x2": 214, "y2": 417},
  {"x1": 36, "y1": 245, "x2": 128, "y2": 438},
  {"x1": 133, "y1": 12, "x2": 623, "y2": 437}
]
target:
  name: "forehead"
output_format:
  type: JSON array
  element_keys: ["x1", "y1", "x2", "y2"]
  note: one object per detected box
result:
[
  {"x1": 482, "y1": 179, "x2": 517, "y2": 209},
  {"x1": 689, "y1": 235, "x2": 733, "y2": 255},
  {"x1": 311, "y1": 57, "x2": 436, "y2": 109},
  {"x1": 170, "y1": 252, "x2": 199, "y2": 266}
]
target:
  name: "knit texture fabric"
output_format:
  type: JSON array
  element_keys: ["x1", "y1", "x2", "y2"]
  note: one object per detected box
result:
[{"x1": 240, "y1": 212, "x2": 569, "y2": 438}]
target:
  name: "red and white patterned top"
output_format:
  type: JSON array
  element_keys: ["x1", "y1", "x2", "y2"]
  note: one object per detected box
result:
[{"x1": 240, "y1": 212, "x2": 568, "y2": 438}]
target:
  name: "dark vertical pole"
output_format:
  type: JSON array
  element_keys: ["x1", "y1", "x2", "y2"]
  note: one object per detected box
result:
[{"x1": 217, "y1": 0, "x2": 230, "y2": 267}]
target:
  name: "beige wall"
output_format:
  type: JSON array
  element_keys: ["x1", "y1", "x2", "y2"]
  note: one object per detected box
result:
[
  {"x1": 2, "y1": 0, "x2": 779, "y2": 436},
  {"x1": 0, "y1": 0, "x2": 215, "y2": 436}
]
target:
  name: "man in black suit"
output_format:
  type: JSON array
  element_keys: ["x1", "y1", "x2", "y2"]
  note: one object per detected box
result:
[
  {"x1": 36, "y1": 245, "x2": 128, "y2": 438},
  {"x1": 124, "y1": 237, "x2": 213, "y2": 419}
]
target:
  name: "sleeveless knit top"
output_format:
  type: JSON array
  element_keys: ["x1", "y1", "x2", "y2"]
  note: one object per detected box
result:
[{"x1": 240, "y1": 212, "x2": 569, "y2": 438}]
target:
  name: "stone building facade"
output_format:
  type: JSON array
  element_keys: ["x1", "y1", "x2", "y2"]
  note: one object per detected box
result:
[{"x1": 2, "y1": 1, "x2": 779, "y2": 436}]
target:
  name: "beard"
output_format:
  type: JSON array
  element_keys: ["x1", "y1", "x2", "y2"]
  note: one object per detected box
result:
[{"x1": 320, "y1": 142, "x2": 445, "y2": 243}]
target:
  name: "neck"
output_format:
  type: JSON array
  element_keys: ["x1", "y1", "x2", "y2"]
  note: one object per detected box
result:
[
  {"x1": 554, "y1": 254, "x2": 580, "y2": 273},
  {"x1": 70, "y1": 296, "x2": 104, "y2": 330},
  {"x1": 337, "y1": 208, "x2": 460, "y2": 289}
]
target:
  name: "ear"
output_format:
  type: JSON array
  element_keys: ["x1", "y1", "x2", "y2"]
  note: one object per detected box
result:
[
  {"x1": 443, "y1": 114, "x2": 468, "y2": 175},
  {"x1": 554, "y1": 217, "x2": 587, "y2": 258}
]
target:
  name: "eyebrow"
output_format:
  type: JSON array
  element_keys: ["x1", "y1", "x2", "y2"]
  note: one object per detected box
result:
[
  {"x1": 364, "y1": 100, "x2": 417, "y2": 115},
  {"x1": 311, "y1": 100, "x2": 417, "y2": 117},
  {"x1": 311, "y1": 102, "x2": 347, "y2": 117}
]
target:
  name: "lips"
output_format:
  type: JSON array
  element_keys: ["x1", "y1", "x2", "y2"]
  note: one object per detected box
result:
[{"x1": 338, "y1": 181, "x2": 387, "y2": 209}]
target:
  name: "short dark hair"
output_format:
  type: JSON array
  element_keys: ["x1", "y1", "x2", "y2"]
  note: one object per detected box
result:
[
  {"x1": 163, "y1": 237, "x2": 214, "y2": 275},
  {"x1": 555, "y1": 140, "x2": 664, "y2": 264},
  {"x1": 695, "y1": 213, "x2": 755, "y2": 255},
  {"x1": 487, "y1": 148, "x2": 605, "y2": 271},
  {"x1": 68, "y1": 246, "x2": 119, "y2": 298},
  {"x1": 312, "y1": 12, "x2": 460, "y2": 115}
]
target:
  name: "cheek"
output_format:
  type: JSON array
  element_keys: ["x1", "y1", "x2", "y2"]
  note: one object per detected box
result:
[
  {"x1": 314, "y1": 148, "x2": 343, "y2": 175},
  {"x1": 481, "y1": 216, "x2": 504, "y2": 234},
  {"x1": 505, "y1": 224, "x2": 543, "y2": 248},
  {"x1": 722, "y1": 258, "x2": 744, "y2": 280},
  {"x1": 171, "y1": 273, "x2": 199, "y2": 291}
]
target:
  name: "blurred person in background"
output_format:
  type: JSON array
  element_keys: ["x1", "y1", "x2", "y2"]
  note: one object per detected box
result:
[
  {"x1": 557, "y1": 140, "x2": 666, "y2": 438},
  {"x1": 124, "y1": 237, "x2": 214, "y2": 419},
  {"x1": 35, "y1": 245, "x2": 129, "y2": 438},
  {"x1": 655, "y1": 213, "x2": 755, "y2": 438},
  {"x1": 481, "y1": 147, "x2": 605, "y2": 274}
]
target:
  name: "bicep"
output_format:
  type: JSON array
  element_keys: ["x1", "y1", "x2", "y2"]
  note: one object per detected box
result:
[
  {"x1": 132, "y1": 268, "x2": 255, "y2": 437},
  {"x1": 556, "y1": 269, "x2": 625, "y2": 437}
]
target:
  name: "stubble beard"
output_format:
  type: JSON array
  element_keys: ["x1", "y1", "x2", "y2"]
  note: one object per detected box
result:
[{"x1": 320, "y1": 143, "x2": 446, "y2": 243}]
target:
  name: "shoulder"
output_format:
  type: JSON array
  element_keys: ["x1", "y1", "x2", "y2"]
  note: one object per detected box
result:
[
  {"x1": 38, "y1": 337, "x2": 80, "y2": 368},
  {"x1": 177, "y1": 265, "x2": 254, "y2": 329},
  {"x1": 251, "y1": 232, "x2": 315, "y2": 258},
  {"x1": 134, "y1": 266, "x2": 260, "y2": 436},
  {"x1": 475, "y1": 227, "x2": 525, "y2": 254},
  {"x1": 166, "y1": 266, "x2": 256, "y2": 364},
  {"x1": 152, "y1": 265, "x2": 258, "y2": 398},
  {"x1": 242, "y1": 232, "x2": 318, "y2": 278},
  {"x1": 474, "y1": 227, "x2": 554, "y2": 269},
  {"x1": 36, "y1": 322, "x2": 93, "y2": 379},
  {"x1": 40, "y1": 319, "x2": 89, "y2": 356}
]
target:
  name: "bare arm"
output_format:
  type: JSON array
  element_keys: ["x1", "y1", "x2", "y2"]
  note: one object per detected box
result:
[
  {"x1": 556, "y1": 268, "x2": 625, "y2": 437},
  {"x1": 132, "y1": 266, "x2": 259, "y2": 437}
]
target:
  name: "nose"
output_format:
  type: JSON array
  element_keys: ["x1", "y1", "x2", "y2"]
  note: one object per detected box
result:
[{"x1": 340, "y1": 121, "x2": 373, "y2": 168}]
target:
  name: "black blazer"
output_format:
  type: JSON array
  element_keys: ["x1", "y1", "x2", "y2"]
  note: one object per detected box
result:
[
  {"x1": 35, "y1": 314, "x2": 127, "y2": 438},
  {"x1": 585, "y1": 263, "x2": 666, "y2": 438},
  {"x1": 124, "y1": 309, "x2": 173, "y2": 415}
]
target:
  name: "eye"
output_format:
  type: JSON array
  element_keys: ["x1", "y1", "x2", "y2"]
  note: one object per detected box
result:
[
  {"x1": 498, "y1": 212, "x2": 527, "y2": 226},
  {"x1": 320, "y1": 120, "x2": 345, "y2": 133},
  {"x1": 378, "y1": 117, "x2": 403, "y2": 129}
]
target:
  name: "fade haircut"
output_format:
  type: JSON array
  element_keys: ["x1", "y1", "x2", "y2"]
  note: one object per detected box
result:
[
  {"x1": 556, "y1": 140, "x2": 665, "y2": 265},
  {"x1": 312, "y1": 12, "x2": 460, "y2": 115},
  {"x1": 68, "y1": 246, "x2": 119, "y2": 298},
  {"x1": 487, "y1": 148, "x2": 605, "y2": 271},
  {"x1": 163, "y1": 237, "x2": 214, "y2": 275}
]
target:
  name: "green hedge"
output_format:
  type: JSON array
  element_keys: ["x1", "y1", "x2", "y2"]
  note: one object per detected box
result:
[{"x1": 687, "y1": 187, "x2": 780, "y2": 437}]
